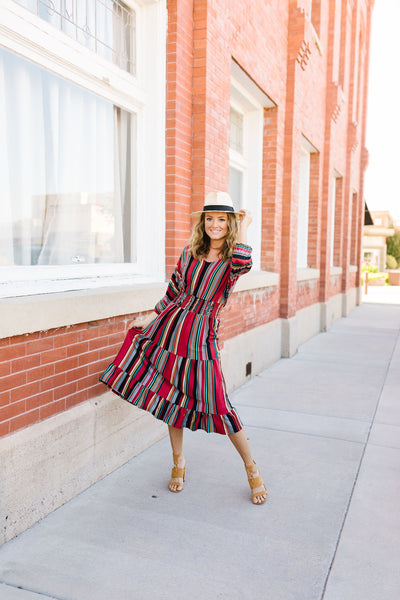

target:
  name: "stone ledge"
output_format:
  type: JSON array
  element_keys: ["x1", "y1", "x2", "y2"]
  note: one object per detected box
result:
[
  {"x1": 0, "y1": 284, "x2": 166, "y2": 339},
  {"x1": 330, "y1": 266, "x2": 343, "y2": 277},
  {"x1": 0, "y1": 271, "x2": 279, "y2": 339},
  {"x1": 235, "y1": 270, "x2": 279, "y2": 292},
  {"x1": 297, "y1": 268, "x2": 320, "y2": 282}
]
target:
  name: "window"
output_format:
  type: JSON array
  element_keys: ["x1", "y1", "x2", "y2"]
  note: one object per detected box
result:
[
  {"x1": 350, "y1": 192, "x2": 359, "y2": 265},
  {"x1": 330, "y1": 171, "x2": 342, "y2": 267},
  {"x1": 229, "y1": 107, "x2": 245, "y2": 211},
  {"x1": 229, "y1": 61, "x2": 275, "y2": 269},
  {"x1": 0, "y1": 47, "x2": 133, "y2": 267},
  {"x1": 230, "y1": 107, "x2": 244, "y2": 154},
  {"x1": 14, "y1": 0, "x2": 136, "y2": 74},
  {"x1": 297, "y1": 137, "x2": 318, "y2": 269},
  {"x1": 0, "y1": 0, "x2": 166, "y2": 294},
  {"x1": 297, "y1": 146, "x2": 310, "y2": 269}
]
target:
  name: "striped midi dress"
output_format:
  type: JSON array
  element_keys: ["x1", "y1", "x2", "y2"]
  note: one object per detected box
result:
[{"x1": 99, "y1": 243, "x2": 252, "y2": 435}]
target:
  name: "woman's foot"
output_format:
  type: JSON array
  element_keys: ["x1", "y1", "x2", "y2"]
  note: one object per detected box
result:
[
  {"x1": 168, "y1": 453, "x2": 186, "y2": 493},
  {"x1": 245, "y1": 461, "x2": 268, "y2": 505}
]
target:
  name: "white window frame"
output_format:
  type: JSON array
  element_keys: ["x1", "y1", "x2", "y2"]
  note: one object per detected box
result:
[
  {"x1": 297, "y1": 141, "x2": 311, "y2": 269},
  {"x1": 296, "y1": 136, "x2": 319, "y2": 270},
  {"x1": 330, "y1": 170, "x2": 342, "y2": 267},
  {"x1": 229, "y1": 61, "x2": 275, "y2": 270},
  {"x1": 0, "y1": 0, "x2": 166, "y2": 297}
]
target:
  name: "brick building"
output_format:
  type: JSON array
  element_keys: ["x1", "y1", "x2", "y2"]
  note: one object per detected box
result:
[
  {"x1": 0, "y1": 0, "x2": 373, "y2": 542},
  {"x1": 363, "y1": 210, "x2": 395, "y2": 271}
]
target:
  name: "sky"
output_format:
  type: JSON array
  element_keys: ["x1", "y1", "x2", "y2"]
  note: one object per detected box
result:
[{"x1": 364, "y1": 0, "x2": 400, "y2": 220}]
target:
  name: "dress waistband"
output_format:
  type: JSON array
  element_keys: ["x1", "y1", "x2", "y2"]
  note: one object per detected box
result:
[{"x1": 175, "y1": 294, "x2": 220, "y2": 316}]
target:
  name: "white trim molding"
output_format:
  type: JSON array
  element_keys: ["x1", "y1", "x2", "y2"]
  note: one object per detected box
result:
[
  {"x1": 330, "y1": 266, "x2": 343, "y2": 277},
  {"x1": 297, "y1": 267, "x2": 320, "y2": 282}
]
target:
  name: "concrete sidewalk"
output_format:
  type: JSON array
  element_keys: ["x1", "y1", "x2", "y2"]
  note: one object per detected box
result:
[{"x1": 1, "y1": 297, "x2": 400, "y2": 600}]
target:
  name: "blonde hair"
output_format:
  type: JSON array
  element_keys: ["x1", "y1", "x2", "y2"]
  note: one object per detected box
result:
[{"x1": 190, "y1": 212, "x2": 240, "y2": 261}]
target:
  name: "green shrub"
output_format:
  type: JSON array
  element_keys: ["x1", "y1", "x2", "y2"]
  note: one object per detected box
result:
[
  {"x1": 387, "y1": 231, "x2": 400, "y2": 263},
  {"x1": 361, "y1": 272, "x2": 389, "y2": 285},
  {"x1": 386, "y1": 254, "x2": 398, "y2": 269},
  {"x1": 362, "y1": 263, "x2": 378, "y2": 273}
]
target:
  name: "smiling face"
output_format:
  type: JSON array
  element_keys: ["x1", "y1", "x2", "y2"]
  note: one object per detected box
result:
[{"x1": 204, "y1": 212, "x2": 229, "y2": 242}]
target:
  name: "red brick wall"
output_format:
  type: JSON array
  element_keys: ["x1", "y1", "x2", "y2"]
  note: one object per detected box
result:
[
  {"x1": 165, "y1": 0, "x2": 194, "y2": 274},
  {"x1": 0, "y1": 319, "x2": 128, "y2": 437},
  {"x1": 296, "y1": 281, "x2": 320, "y2": 312},
  {"x1": 262, "y1": 106, "x2": 285, "y2": 275},
  {"x1": 330, "y1": 274, "x2": 343, "y2": 297},
  {"x1": 221, "y1": 288, "x2": 280, "y2": 343},
  {"x1": 349, "y1": 271, "x2": 358, "y2": 289}
]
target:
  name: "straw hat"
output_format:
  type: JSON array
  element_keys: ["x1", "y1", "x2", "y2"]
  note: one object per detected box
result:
[{"x1": 191, "y1": 191, "x2": 241, "y2": 216}]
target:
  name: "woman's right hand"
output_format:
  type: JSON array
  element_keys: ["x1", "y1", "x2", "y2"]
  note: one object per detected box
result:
[{"x1": 128, "y1": 311, "x2": 157, "y2": 330}]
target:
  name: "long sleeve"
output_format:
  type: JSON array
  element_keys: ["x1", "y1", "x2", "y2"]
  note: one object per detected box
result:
[
  {"x1": 230, "y1": 243, "x2": 252, "y2": 279},
  {"x1": 154, "y1": 248, "x2": 186, "y2": 314},
  {"x1": 223, "y1": 243, "x2": 252, "y2": 302}
]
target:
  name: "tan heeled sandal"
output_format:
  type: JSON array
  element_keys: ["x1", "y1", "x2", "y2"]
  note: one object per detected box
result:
[
  {"x1": 168, "y1": 453, "x2": 186, "y2": 493},
  {"x1": 245, "y1": 461, "x2": 268, "y2": 505}
]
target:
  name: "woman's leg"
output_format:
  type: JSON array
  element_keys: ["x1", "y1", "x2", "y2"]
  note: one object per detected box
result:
[
  {"x1": 229, "y1": 429, "x2": 268, "y2": 504},
  {"x1": 168, "y1": 425, "x2": 185, "y2": 492},
  {"x1": 228, "y1": 428, "x2": 254, "y2": 465},
  {"x1": 168, "y1": 424, "x2": 184, "y2": 456}
]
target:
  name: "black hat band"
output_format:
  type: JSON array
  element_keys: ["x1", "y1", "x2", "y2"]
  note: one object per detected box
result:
[{"x1": 202, "y1": 204, "x2": 234, "y2": 212}]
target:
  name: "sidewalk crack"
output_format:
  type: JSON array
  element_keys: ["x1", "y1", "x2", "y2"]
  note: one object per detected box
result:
[{"x1": 0, "y1": 580, "x2": 69, "y2": 600}]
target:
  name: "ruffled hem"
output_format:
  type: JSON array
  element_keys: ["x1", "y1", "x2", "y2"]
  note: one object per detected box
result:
[{"x1": 100, "y1": 365, "x2": 242, "y2": 435}]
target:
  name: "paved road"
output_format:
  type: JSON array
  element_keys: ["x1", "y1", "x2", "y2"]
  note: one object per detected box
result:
[{"x1": 1, "y1": 294, "x2": 399, "y2": 599}]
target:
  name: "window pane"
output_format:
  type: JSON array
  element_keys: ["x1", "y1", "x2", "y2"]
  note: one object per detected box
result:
[
  {"x1": 14, "y1": 0, "x2": 136, "y2": 75},
  {"x1": 0, "y1": 47, "x2": 134, "y2": 266},
  {"x1": 230, "y1": 107, "x2": 244, "y2": 154},
  {"x1": 229, "y1": 167, "x2": 243, "y2": 211},
  {"x1": 330, "y1": 175, "x2": 336, "y2": 266},
  {"x1": 297, "y1": 147, "x2": 311, "y2": 268}
]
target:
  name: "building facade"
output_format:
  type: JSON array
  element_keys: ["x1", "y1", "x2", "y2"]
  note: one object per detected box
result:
[
  {"x1": 363, "y1": 210, "x2": 395, "y2": 271},
  {"x1": 0, "y1": 0, "x2": 373, "y2": 542}
]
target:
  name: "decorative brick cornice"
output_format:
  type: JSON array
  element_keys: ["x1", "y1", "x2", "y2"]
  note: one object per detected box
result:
[
  {"x1": 289, "y1": 5, "x2": 314, "y2": 71},
  {"x1": 349, "y1": 120, "x2": 359, "y2": 152},
  {"x1": 296, "y1": 39, "x2": 312, "y2": 70},
  {"x1": 362, "y1": 146, "x2": 369, "y2": 169},
  {"x1": 329, "y1": 81, "x2": 345, "y2": 123}
]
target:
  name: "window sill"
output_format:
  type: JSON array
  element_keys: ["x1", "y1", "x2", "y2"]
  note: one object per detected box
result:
[
  {"x1": 0, "y1": 283, "x2": 166, "y2": 339},
  {"x1": 0, "y1": 270, "x2": 279, "y2": 339},
  {"x1": 330, "y1": 266, "x2": 343, "y2": 277},
  {"x1": 296, "y1": 268, "x2": 320, "y2": 282},
  {"x1": 235, "y1": 270, "x2": 279, "y2": 292},
  {"x1": 349, "y1": 265, "x2": 358, "y2": 273},
  {"x1": 0, "y1": 272, "x2": 159, "y2": 299}
]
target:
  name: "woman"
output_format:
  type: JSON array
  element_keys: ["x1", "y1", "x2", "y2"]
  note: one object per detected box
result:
[{"x1": 100, "y1": 191, "x2": 267, "y2": 505}]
